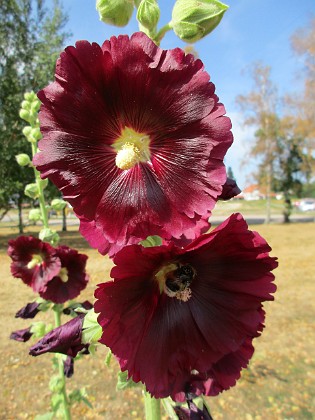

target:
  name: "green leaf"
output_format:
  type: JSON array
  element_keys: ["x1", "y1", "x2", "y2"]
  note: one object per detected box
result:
[
  {"x1": 82, "y1": 309, "x2": 103, "y2": 344},
  {"x1": 116, "y1": 370, "x2": 138, "y2": 391},
  {"x1": 105, "y1": 349, "x2": 112, "y2": 367}
]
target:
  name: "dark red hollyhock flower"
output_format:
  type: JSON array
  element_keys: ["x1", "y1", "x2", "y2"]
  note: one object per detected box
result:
[
  {"x1": 15, "y1": 302, "x2": 41, "y2": 319},
  {"x1": 8, "y1": 236, "x2": 61, "y2": 293},
  {"x1": 94, "y1": 213, "x2": 277, "y2": 400},
  {"x1": 10, "y1": 327, "x2": 33, "y2": 342},
  {"x1": 34, "y1": 32, "x2": 233, "y2": 256},
  {"x1": 29, "y1": 314, "x2": 87, "y2": 358},
  {"x1": 64, "y1": 355, "x2": 74, "y2": 378},
  {"x1": 39, "y1": 246, "x2": 89, "y2": 304},
  {"x1": 174, "y1": 398, "x2": 213, "y2": 420}
]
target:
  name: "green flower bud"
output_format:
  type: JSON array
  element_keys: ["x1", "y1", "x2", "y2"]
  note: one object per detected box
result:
[
  {"x1": 39, "y1": 228, "x2": 60, "y2": 246},
  {"x1": 137, "y1": 0, "x2": 160, "y2": 31},
  {"x1": 22, "y1": 126, "x2": 32, "y2": 139},
  {"x1": 30, "y1": 100, "x2": 41, "y2": 113},
  {"x1": 21, "y1": 100, "x2": 31, "y2": 110},
  {"x1": 32, "y1": 127, "x2": 41, "y2": 139},
  {"x1": 51, "y1": 198, "x2": 67, "y2": 211},
  {"x1": 24, "y1": 91, "x2": 37, "y2": 102},
  {"x1": 96, "y1": 0, "x2": 134, "y2": 27},
  {"x1": 15, "y1": 153, "x2": 31, "y2": 167},
  {"x1": 19, "y1": 109, "x2": 31, "y2": 122},
  {"x1": 28, "y1": 208, "x2": 42, "y2": 222},
  {"x1": 172, "y1": 0, "x2": 229, "y2": 43},
  {"x1": 24, "y1": 183, "x2": 40, "y2": 199}
]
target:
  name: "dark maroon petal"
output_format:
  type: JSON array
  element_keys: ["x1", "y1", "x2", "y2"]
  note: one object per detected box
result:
[
  {"x1": 95, "y1": 214, "x2": 277, "y2": 400},
  {"x1": 64, "y1": 355, "x2": 74, "y2": 378},
  {"x1": 7, "y1": 236, "x2": 61, "y2": 293},
  {"x1": 10, "y1": 327, "x2": 33, "y2": 342},
  {"x1": 218, "y1": 177, "x2": 241, "y2": 200},
  {"x1": 34, "y1": 32, "x2": 233, "y2": 255},
  {"x1": 29, "y1": 315, "x2": 85, "y2": 357},
  {"x1": 39, "y1": 246, "x2": 89, "y2": 304},
  {"x1": 15, "y1": 302, "x2": 40, "y2": 319},
  {"x1": 174, "y1": 400, "x2": 213, "y2": 420}
]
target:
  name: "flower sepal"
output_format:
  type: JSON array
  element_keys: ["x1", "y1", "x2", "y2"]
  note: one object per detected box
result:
[
  {"x1": 116, "y1": 370, "x2": 139, "y2": 391},
  {"x1": 140, "y1": 235, "x2": 163, "y2": 248},
  {"x1": 24, "y1": 183, "x2": 40, "y2": 199},
  {"x1": 82, "y1": 308, "x2": 102, "y2": 345},
  {"x1": 39, "y1": 228, "x2": 60, "y2": 246},
  {"x1": 30, "y1": 321, "x2": 54, "y2": 339},
  {"x1": 51, "y1": 198, "x2": 67, "y2": 211}
]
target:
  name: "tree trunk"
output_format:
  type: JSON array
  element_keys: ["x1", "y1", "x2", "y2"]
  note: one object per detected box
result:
[
  {"x1": 62, "y1": 206, "x2": 67, "y2": 231},
  {"x1": 18, "y1": 196, "x2": 23, "y2": 233}
]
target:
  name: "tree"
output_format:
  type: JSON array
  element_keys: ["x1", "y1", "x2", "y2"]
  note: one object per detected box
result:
[
  {"x1": 236, "y1": 63, "x2": 278, "y2": 223},
  {"x1": 0, "y1": 0, "x2": 70, "y2": 230},
  {"x1": 283, "y1": 17, "x2": 315, "y2": 185}
]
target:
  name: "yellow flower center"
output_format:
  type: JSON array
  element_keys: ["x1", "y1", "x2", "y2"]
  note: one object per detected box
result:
[
  {"x1": 113, "y1": 127, "x2": 151, "y2": 170},
  {"x1": 59, "y1": 267, "x2": 69, "y2": 283},
  {"x1": 27, "y1": 254, "x2": 43, "y2": 269}
]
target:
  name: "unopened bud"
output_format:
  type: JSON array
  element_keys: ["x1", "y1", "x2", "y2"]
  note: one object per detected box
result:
[
  {"x1": 96, "y1": 0, "x2": 134, "y2": 27},
  {"x1": 28, "y1": 208, "x2": 42, "y2": 222},
  {"x1": 39, "y1": 228, "x2": 60, "y2": 246},
  {"x1": 16, "y1": 153, "x2": 31, "y2": 167},
  {"x1": 172, "y1": 0, "x2": 228, "y2": 43},
  {"x1": 40, "y1": 178, "x2": 49, "y2": 189},
  {"x1": 24, "y1": 183, "x2": 40, "y2": 199},
  {"x1": 137, "y1": 0, "x2": 160, "y2": 31},
  {"x1": 24, "y1": 91, "x2": 37, "y2": 102},
  {"x1": 19, "y1": 109, "x2": 31, "y2": 122},
  {"x1": 22, "y1": 126, "x2": 32, "y2": 139},
  {"x1": 51, "y1": 198, "x2": 67, "y2": 211}
]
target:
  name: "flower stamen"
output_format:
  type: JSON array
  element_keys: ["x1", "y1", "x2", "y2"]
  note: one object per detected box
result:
[
  {"x1": 59, "y1": 267, "x2": 69, "y2": 283},
  {"x1": 113, "y1": 127, "x2": 151, "y2": 170},
  {"x1": 27, "y1": 254, "x2": 43, "y2": 269}
]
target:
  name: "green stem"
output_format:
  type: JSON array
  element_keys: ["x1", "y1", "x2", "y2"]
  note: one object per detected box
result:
[
  {"x1": 161, "y1": 398, "x2": 178, "y2": 419},
  {"x1": 154, "y1": 22, "x2": 172, "y2": 44},
  {"x1": 30, "y1": 142, "x2": 49, "y2": 229},
  {"x1": 144, "y1": 391, "x2": 161, "y2": 420},
  {"x1": 54, "y1": 307, "x2": 72, "y2": 420}
]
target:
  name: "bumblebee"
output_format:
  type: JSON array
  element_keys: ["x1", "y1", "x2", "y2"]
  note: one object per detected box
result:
[{"x1": 165, "y1": 263, "x2": 196, "y2": 293}]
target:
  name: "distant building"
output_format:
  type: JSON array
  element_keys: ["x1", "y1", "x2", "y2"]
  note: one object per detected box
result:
[{"x1": 241, "y1": 184, "x2": 265, "y2": 201}]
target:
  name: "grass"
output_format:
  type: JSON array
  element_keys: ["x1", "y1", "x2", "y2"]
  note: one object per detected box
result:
[{"x1": 0, "y1": 221, "x2": 314, "y2": 419}]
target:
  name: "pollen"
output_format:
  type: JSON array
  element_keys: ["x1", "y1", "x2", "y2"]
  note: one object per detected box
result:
[
  {"x1": 59, "y1": 267, "x2": 69, "y2": 283},
  {"x1": 113, "y1": 127, "x2": 151, "y2": 170},
  {"x1": 27, "y1": 254, "x2": 43, "y2": 269}
]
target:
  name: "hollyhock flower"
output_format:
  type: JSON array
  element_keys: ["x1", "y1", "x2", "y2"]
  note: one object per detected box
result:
[
  {"x1": 29, "y1": 314, "x2": 87, "y2": 357},
  {"x1": 174, "y1": 398, "x2": 213, "y2": 420},
  {"x1": 39, "y1": 246, "x2": 89, "y2": 304},
  {"x1": 8, "y1": 236, "x2": 61, "y2": 293},
  {"x1": 34, "y1": 32, "x2": 233, "y2": 256},
  {"x1": 94, "y1": 213, "x2": 277, "y2": 400},
  {"x1": 10, "y1": 327, "x2": 33, "y2": 342},
  {"x1": 15, "y1": 302, "x2": 40, "y2": 319}
]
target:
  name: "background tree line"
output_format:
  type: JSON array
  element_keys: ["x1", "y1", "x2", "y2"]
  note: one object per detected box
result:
[{"x1": 0, "y1": 0, "x2": 70, "y2": 231}]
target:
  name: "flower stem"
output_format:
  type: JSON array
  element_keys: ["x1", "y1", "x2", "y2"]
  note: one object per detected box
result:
[
  {"x1": 53, "y1": 307, "x2": 72, "y2": 420},
  {"x1": 31, "y1": 142, "x2": 49, "y2": 229},
  {"x1": 154, "y1": 22, "x2": 172, "y2": 44},
  {"x1": 144, "y1": 391, "x2": 161, "y2": 420}
]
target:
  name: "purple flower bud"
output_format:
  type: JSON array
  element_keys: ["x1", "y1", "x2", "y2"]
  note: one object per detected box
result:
[
  {"x1": 29, "y1": 315, "x2": 86, "y2": 358},
  {"x1": 15, "y1": 302, "x2": 40, "y2": 319},
  {"x1": 63, "y1": 355, "x2": 74, "y2": 378},
  {"x1": 10, "y1": 327, "x2": 33, "y2": 342},
  {"x1": 218, "y1": 177, "x2": 241, "y2": 201}
]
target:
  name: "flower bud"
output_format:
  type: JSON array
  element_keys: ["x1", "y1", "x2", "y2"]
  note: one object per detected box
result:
[
  {"x1": 16, "y1": 153, "x2": 31, "y2": 167},
  {"x1": 24, "y1": 91, "x2": 37, "y2": 102},
  {"x1": 22, "y1": 126, "x2": 32, "y2": 139},
  {"x1": 136, "y1": 0, "x2": 160, "y2": 31},
  {"x1": 31, "y1": 127, "x2": 42, "y2": 141},
  {"x1": 19, "y1": 109, "x2": 31, "y2": 122},
  {"x1": 51, "y1": 198, "x2": 67, "y2": 211},
  {"x1": 39, "y1": 228, "x2": 60, "y2": 246},
  {"x1": 28, "y1": 208, "x2": 42, "y2": 222},
  {"x1": 96, "y1": 0, "x2": 134, "y2": 27},
  {"x1": 172, "y1": 0, "x2": 228, "y2": 43},
  {"x1": 24, "y1": 183, "x2": 40, "y2": 199}
]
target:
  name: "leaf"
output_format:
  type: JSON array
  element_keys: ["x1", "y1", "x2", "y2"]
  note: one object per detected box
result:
[{"x1": 116, "y1": 370, "x2": 138, "y2": 391}]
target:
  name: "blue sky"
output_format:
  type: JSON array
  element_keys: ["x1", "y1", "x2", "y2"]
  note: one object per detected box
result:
[{"x1": 60, "y1": 0, "x2": 314, "y2": 188}]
